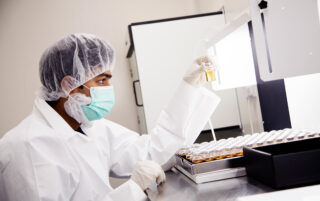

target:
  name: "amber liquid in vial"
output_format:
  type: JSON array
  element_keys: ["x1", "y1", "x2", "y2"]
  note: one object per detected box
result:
[{"x1": 205, "y1": 69, "x2": 215, "y2": 82}]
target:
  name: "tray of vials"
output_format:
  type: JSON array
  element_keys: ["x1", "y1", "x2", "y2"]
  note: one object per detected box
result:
[{"x1": 174, "y1": 129, "x2": 319, "y2": 183}]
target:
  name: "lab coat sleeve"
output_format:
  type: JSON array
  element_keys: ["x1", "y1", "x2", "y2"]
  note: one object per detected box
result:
[
  {"x1": 107, "y1": 180, "x2": 147, "y2": 201},
  {"x1": 149, "y1": 81, "x2": 221, "y2": 164},
  {"x1": 108, "y1": 80, "x2": 220, "y2": 176}
]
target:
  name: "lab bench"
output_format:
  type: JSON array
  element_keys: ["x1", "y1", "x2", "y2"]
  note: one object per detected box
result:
[{"x1": 144, "y1": 168, "x2": 274, "y2": 201}]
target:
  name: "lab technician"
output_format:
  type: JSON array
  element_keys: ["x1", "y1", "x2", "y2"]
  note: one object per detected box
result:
[{"x1": 0, "y1": 34, "x2": 220, "y2": 201}]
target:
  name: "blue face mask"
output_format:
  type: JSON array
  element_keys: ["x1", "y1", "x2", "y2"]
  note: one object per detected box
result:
[{"x1": 80, "y1": 86, "x2": 115, "y2": 121}]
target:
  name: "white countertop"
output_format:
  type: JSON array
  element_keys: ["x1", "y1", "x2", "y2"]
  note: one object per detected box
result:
[{"x1": 237, "y1": 184, "x2": 320, "y2": 201}]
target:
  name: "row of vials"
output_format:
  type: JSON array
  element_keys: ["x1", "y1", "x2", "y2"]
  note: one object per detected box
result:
[{"x1": 176, "y1": 129, "x2": 320, "y2": 164}]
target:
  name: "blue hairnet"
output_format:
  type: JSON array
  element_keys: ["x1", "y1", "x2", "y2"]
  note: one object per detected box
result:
[{"x1": 39, "y1": 33, "x2": 115, "y2": 101}]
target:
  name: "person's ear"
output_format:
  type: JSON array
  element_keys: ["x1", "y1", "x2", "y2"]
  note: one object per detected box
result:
[{"x1": 61, "y1": 75, "x2": 76, "y2": 96}]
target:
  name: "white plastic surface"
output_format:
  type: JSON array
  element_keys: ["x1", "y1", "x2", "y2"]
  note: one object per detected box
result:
[
  {"x1": 212, "y1": 22, "x2": 257, "y2": 90},
  {"x1": 249, "y1": 0, "x2": 320, "y2": 81},
  {"x1": 284, "y1": 73, "x2": 320, "y2": 132}
]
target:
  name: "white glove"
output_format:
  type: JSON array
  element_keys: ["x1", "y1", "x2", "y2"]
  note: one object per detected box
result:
[
  {"x1": 131, "y1": 160, "x2": 166, "y2": 191},
  {"x1": 183, "y1": 57, "x2": 214, "y2": 88}
]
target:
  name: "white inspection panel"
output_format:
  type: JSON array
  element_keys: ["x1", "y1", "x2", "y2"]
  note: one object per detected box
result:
[
  {"x1": 131, "y1": 14, "x2": 242, "y2": 132},
  {"x1": 249, "y1": 0, "x2": 320, "y2": 81},
  {"x1": 284, "y1": 73, "x2": 320, "y2": 132},
  {"x1": 212, "y1": 22, "x2": 257, "y2": 90}
]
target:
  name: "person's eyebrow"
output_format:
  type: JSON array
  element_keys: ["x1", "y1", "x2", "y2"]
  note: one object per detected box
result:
[{"x1": 99, "y1": 73, "x2": 112, "y2": 79}]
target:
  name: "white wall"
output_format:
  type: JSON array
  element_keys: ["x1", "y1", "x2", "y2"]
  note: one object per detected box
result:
[
  {"x1": 0, "y1": 0, "x2": 198, "y2": 137},
  {"x1": 195, "y1": 0, "x2": 249, "y2": 22}
]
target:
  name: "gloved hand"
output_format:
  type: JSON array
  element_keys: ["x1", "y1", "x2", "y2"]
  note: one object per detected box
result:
[
  {"x1": 131, "y1": 160, "x2": 166, "y2": 191},
  {"x1": 183, "y1": 56, "x2": 214, "y2": 88}
]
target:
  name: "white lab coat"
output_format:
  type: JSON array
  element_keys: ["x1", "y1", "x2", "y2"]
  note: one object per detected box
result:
[{"x1": 0, "y1": 81, "x2": 220, "y2": 201}]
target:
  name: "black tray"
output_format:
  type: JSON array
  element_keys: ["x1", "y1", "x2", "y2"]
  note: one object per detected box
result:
[{"x1": 243, "y1": 137, "x2": 320, "y2": 189}]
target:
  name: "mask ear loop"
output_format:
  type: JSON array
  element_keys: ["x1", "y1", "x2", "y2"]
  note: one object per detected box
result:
[
  {"x1": 82, "y1": 85, "x2": 90, "y2": 90},
  {"x1": 68, "y1": 84, "x2": 90, "y2": 101},
  {"x1": 81, "y1": 85, "x2": 91, "y2": 98}
]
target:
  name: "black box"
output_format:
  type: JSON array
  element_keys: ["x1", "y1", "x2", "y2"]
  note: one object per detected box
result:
[{"x1": 243, "y1": 137, "x2": 320, "y2": 189}]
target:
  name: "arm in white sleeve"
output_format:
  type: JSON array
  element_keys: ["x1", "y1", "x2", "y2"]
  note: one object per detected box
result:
[
  {"x1": 0, "y1": 136, "x2": 147, "y2": 201},
  {"x1": 107, "y1": 180, "x2": 147, "y2": 201},
  {"x1": 149, "y1": 80, "x2": 220, "y2": 164},
  {"x1": 108, "y1": 80, "x2": 220, "y2": 176}
]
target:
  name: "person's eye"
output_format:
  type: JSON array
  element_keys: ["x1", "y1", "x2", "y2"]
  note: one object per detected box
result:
[{"x1": 97, "y1": 78, "x2": 106, "y2": 84}]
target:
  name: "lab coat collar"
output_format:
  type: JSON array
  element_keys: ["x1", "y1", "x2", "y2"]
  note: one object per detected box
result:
[
  {"x1": 33, "y1": 98, "x2": 110, "y2": 186},
  {"x1": 33, "y1": 98, "x2": 77, "y2": 140}
]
